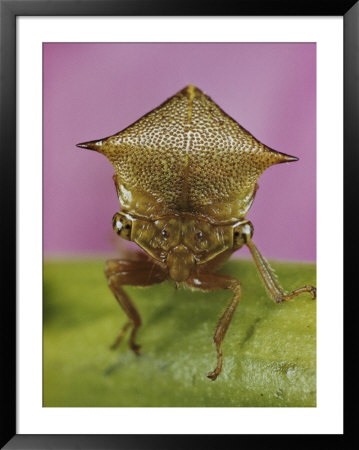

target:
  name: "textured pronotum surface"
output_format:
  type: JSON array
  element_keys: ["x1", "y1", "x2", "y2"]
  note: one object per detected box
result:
[{"x1": 80, "y1": 85, "x2": 296, "y2": 221}]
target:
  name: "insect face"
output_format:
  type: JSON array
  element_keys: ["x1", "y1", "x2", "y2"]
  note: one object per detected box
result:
[{"x1": 113, "y1": 211, "x2": 253, "y2": 281}]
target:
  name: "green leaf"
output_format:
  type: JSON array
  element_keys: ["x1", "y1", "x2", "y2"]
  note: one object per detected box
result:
[{"x1": 43, "y1": 259, "x2": 316, "y2": 407}]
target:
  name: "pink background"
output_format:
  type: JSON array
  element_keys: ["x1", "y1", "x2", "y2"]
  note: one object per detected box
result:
[{"x1": 43, "y1": 43, "x2": 316, "y2": 261}]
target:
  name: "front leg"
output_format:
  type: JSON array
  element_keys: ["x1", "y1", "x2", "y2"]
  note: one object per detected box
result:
[
  {"x1": 187, "y1": 274, "x2": 242, "y2": 381},
  {"x1": 105, "y1": 259, "x2": 167, "y2": 354}
]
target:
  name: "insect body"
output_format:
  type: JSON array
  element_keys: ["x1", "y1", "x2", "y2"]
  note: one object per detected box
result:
[{"x1": 77, "y1": 85, "x2": 316, "y2": 380}]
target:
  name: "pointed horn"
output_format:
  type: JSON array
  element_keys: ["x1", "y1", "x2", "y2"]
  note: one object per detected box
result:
[
  {"x1": 76, "y1": 139, "x2": 104, "y2": 152},
  {"x1": 275, "y1": 152, "x2": 299, "y2": 164},
  {"x1": 262, "y1": 144, "x2": 299, "y2": 165}
]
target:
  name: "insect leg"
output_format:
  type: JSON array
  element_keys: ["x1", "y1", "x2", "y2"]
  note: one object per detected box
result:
[
  {"x1": 187, "y1": 274, "x2": 242, "y2": 381},
  {"x1": 105, "y1": 259, "x2": 167, "y2": 354},
  {"x1": 246, "y1": 239, "x2": 316, "y2": 303}
]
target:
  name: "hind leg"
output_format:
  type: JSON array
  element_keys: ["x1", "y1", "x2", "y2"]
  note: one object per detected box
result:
[
  {"x1": 105, "y1": 259, "x2": 167, "y2": 354},
  {"x1": 246, "y1": 239, "x2": 316, "y2": 303}
]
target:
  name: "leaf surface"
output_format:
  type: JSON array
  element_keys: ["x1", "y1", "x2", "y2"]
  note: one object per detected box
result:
[{"x1": 43, "y1": 259, "x2": 316, "y2": 407}]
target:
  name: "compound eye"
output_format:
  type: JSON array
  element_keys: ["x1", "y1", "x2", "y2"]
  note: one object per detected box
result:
[
  {"x1": 161, "y1": 229, "x2": 169, "y2": 238},
  {"x1": 241, "y1": 222, "x2": 254, "y2": 241},
  {"x1": 112, "y1": 213, "x2": 132, "y2": 241},
  {"x1": 233, "y1": 221, "x2": 253, "y2": 248}
]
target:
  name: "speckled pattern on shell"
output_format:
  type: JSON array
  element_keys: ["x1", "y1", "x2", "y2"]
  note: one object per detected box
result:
[{"x1": 78, "y1": 85, "x2": 297, "y2": 221}]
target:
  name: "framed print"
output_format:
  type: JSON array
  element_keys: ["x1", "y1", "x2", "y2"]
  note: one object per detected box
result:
[{"x1": 1, "y1": 0, "x2": 357, "y2": 448}]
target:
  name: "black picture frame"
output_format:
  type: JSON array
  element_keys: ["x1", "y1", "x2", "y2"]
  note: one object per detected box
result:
[{"x1": 1, "y1": 0, "x2": 356, "y2": 448}]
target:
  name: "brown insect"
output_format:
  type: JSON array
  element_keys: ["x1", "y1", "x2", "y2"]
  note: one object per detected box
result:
[{"x1": 77, "y1": 85, "x2": 316, "y2": 381}]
